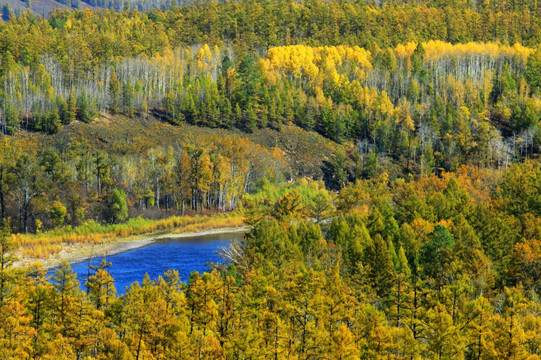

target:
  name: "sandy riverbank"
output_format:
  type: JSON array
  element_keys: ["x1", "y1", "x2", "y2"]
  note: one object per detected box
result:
[{"x1": 16, "y1": 227, "x2": 249, "y2": 269}]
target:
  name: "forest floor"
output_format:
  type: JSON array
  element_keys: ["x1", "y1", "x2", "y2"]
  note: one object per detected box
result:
[{"x1": 15, "y1": 226, "x2": 249, "y2": 269}]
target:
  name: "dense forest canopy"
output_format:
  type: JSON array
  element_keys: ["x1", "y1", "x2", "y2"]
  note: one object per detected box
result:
[
  {"x1": 1, "y1": 163, "x2": 541, "y2": 359},
  {"x1": 0, "y1": 1, "x2": 540, "y2": 158},
  {"x1": 6, "y1": 0, "x2": 541, "y2": 23}
]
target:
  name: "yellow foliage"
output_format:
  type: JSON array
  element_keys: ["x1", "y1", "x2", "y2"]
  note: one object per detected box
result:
[
  {"x1": 422, "y1": 40, "x2": 533, "y2": 64},
  {"x1": 15, "y1": 214, "x2": 245, "y2": 261},
  {"x1": 436, "y1": 219, "x2": 453, "y2": 229},
  {"x1": 410, "y1": 218, "x2": 435, "y2": 237},
  {"x1": 395, "y1": 98, "x2": 415, "y2": 131},
  {"x1": 394, "y1": 41, "x2": 418, "y2": 58},
  {"x1": 265, "y1": 45, "x2": 371, "y2": 88},
  {"x1": 376, "y1": 91, "x2": 395, "y2": 118}
]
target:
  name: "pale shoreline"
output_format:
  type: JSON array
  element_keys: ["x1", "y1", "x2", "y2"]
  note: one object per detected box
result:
[{"x1": 17, "y1": 227, "x2": 249, "y2": 270}]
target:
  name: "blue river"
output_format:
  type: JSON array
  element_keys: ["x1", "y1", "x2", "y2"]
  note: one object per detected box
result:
[{"x1": 49, "y1": 231, "x2": 244, "y2": 295}]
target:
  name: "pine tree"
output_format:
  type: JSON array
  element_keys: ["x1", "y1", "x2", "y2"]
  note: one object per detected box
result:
[
  {"x1": 388, "y1": 247, "x2": 412, "y2": 328},
  {"x1": 45, "y1": 107, "x2": 61, "y2": 134},
  {"x1": 365, "y1": 234, "x2": 395, "y2": 298},
  {"x1": 52, "y1": 261, "x2": 80, "y2": 337},
  {"x1": 420, "y1": 225, "x2": 455, "y2": 288},
  {"x1": 66, "y1": 92, "x2": 77, "y2": 125},
  {"x1": 77, "y1": 93, "x2": 97, "y2": 123},
  {"x1": 109, "y1": 67, "x2": 120, "y2": 114},
  {"x1": 86, "y1": 259, "x2": 116, "y2": 309},
  {"x1": 526, "y1": 46, "x2": 541, "y2": 94}
]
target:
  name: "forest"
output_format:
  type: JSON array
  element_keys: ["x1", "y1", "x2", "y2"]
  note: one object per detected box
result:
[
  {"x1": 0, "y1": 0, "x2": 540, "y2": 358},
  {"x1": 1, "y1": 163, "x2": 541, "y2": 359}
]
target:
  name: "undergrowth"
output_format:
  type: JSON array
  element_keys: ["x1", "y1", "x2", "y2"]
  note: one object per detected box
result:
[{"x1": 15, "y1": 213, "x2": 244, "y2": 259}]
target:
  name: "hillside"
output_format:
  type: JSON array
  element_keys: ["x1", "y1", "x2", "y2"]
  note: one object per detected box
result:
[
  {"x1": 32, "y1": 113, "x2": 340, "y2": 179},
  {"x1": 0, "y1": 7, "x2": 539, "y2": 180},
  {"x1": 0, "y1": 111, "x2": 342, "y2": 237},
  {"x1": 0, "y1": 0, "x2": 93, "y2": 18}
]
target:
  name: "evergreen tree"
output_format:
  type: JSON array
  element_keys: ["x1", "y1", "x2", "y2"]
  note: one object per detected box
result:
[
  {"x1": 77, "y1": 93, "x2": 97, "y2": 123},
  {"x1": 107, "y1": 189, "x2": 128, "y2": 223},
  {"x1": 66, "y1": 92, "x2": 77, "y2": 125},
  {"x1": 526, "y1": 47, "x2": 541, "y2": 94},
  {"x1": 365, "y1": 233, "x2": 395, "y2": 298}
]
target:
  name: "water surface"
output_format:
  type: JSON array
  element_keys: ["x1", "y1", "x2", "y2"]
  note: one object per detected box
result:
[{"x1": 50, "y1": 231, "x2": 243, "y2": 294}]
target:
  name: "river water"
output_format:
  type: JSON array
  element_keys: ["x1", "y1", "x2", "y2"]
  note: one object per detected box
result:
[{"x1": 49, "y1": 231, "x2": 244, "y2": 295}]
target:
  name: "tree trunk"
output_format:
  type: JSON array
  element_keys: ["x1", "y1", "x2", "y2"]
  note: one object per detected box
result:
[
  {"x1": 0, "y1": 188, "x2": 4, "y2": 224},
  {"x1": 135, "y1": 324, "x2": 144, "y2": 360},
  {"x1": 155, "y1": 180, "x2": 160, "y2": 210},
  {"x1": 397, "y1": 275, "x2": 401, "y2": 328},
  {"x1": 23, "y1": 188, "x2": 29, "y2": 234},
  {"x1": 0, "y1": 165, "x2": 5, "y2": 223}
]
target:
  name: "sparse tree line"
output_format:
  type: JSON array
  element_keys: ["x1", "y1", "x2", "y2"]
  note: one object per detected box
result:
[{"x1": 0, "y1": 136, "x2": 284, "y2": 234}]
